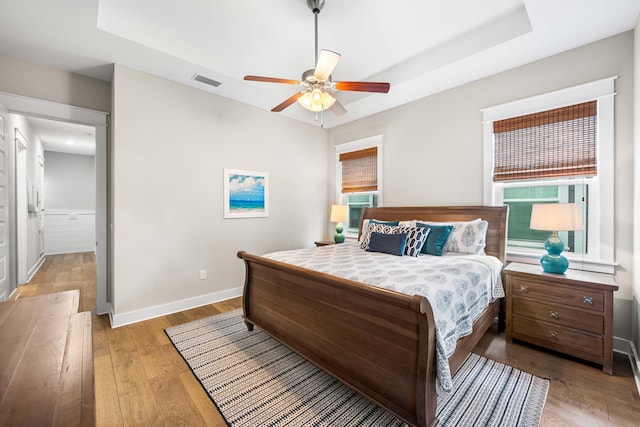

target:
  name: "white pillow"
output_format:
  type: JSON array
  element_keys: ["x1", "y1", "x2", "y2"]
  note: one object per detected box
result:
[
  {"x1": 417, "y1": 218, "x2": 487, "y2": 254},
  {"x1": 445, "y1": 220, "x2": 488, "y2": 254}
]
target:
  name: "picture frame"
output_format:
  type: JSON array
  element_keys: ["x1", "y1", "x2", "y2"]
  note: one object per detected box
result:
[{"x1": 223, "y1": 168, "x2": 269, "y2": 218}]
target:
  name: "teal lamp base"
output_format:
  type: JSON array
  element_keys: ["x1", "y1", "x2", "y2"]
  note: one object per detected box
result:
[
  {"x1": 334, "y1": 223, "x2": 345, "y2": 243},
  {"x1": 540, "y1": 233, "x2": 568, "y2": 274}
]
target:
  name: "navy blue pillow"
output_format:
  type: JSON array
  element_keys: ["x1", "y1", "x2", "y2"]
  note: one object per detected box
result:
[
  {"x1": 366, "y1": 232, "x2": 407, "y2": 256},
  {"x1": 416, "y1": 223, "x2": 454, "y2": 256}
]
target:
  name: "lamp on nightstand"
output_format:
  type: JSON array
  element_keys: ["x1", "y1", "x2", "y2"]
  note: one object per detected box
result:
[
  {"x1": 330, "y1": 204, "x2": 348, "y2": 243},
  {"x1": 530, "y1": 203, "x2": 583, "y2": 274}
]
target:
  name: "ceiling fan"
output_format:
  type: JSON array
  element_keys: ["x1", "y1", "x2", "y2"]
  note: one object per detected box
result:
[{"x1": 244, "y1": 0, "x2": 390, "y2": 116}]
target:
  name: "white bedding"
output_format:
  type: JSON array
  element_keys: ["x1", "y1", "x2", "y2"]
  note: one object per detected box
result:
[{"x1": 263, "y1": 241, "x2": 504, "y2": 393}]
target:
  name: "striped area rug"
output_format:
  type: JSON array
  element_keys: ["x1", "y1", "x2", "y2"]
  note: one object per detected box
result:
[{"x1": 166, "y1": 309, "x2": 549, "y2": 426}]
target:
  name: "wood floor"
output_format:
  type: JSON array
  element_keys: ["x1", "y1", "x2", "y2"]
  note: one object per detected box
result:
[
  {"x1": 17, "y1": 252, "x2": 96, "y2": 313},
  {"x1": 15, "y1": 253, "x2": 640, "y2": 426}
]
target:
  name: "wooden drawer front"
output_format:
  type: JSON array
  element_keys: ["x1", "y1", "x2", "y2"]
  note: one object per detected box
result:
[
  {"x1": 512, "y1": 298, "x2": 603, "y2": 334},
  {"x1": 512, "y1": 317, "x2": 603, "y2": 358},
  {"x1": 511, "y1": 278, "x2": 604, "y2": 312}
]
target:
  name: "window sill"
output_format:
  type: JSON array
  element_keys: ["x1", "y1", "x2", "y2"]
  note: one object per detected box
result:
[{"x1": 506, "y1": 250, "x2": 616, "y2": 275}]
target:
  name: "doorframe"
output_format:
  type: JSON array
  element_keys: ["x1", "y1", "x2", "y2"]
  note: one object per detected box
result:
[
  {"x1": 14, "y1": 128, "x2": 27, "y2": 285},
  {"x1": 0, "y1": 92, "x2": 109, "y2": 315}
]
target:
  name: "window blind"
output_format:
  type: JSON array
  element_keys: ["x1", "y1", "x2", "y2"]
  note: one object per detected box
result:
[
  {"x1": 340, "y1": 147, "x2": 377, "y2": 193},
  {"x1": 493, "y1": 101, "x2": 597, "y2": 182}
]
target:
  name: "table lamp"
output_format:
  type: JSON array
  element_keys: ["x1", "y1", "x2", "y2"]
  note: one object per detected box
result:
[
  {"x1": 330, "y1": 204, "x2": 348, "y2": 243},
  {"x1": 530, "y1": 203, "x2": 583, "y2": 274}
]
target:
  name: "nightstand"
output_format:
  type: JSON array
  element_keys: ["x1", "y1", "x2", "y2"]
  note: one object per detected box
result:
[
  {"x1": 504, "y1": 262, "x2": 618, "y2": 374},
  {"x1": 314, "y1": 240, "x2": 336, "y2": 247}
]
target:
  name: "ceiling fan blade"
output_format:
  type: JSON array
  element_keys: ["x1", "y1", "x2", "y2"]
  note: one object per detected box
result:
[
  {"x1": 335, "y1": 81, "x2": 390, "y2": 93},
  {"x1": 330, "y1": 98, "x2": 347, "y2": 116},
  {"x1": 271, "y1": 92, "x2": 304, "y2": 112},
  {"x1": 314, "y1": 50, "x2": 341, "y2": 81},
  {"x1": 244, "y1": 75, "x2": 300, "y2": 85}
]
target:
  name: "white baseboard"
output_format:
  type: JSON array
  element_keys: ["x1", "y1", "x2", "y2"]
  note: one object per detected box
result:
[
  {"x1": 44, "y1": 249, "x2": 96, "y2": 256},
  {"x1": 109, "y1": 287, "x2": 243, "y2": 328},
  {"x1": 26, "y1": 254, "x2": 46, "y2": 283},
  {"x1": 613, "y1": 336, "x2": 640, "y2": 395}
]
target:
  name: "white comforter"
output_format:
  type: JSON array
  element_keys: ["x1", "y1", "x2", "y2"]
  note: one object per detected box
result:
[{"x1": 263, "y1": 241, "x2": 504, "y2": 393}]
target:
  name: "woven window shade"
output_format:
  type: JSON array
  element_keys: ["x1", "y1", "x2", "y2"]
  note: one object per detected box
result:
[
  {"x1": 493, "y1": 101, "x2": 597, "y2": 182},
  {"x1": 340, "y1": 147, "x2": 377, "y2": 193}
]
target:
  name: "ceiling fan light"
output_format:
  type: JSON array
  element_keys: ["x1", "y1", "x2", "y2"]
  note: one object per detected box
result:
[{"x1": 297, "y1": 88, "x2": 336, "y2": 112}]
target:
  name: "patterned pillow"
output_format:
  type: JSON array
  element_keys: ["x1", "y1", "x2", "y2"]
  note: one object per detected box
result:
[
  {"x1": 393, "y1": 226, "x2": 430, "y2": 257},
  {"x1": 444, "y1": 220, "x2": 489, "y2": 254},
  {"x1": 360, "y1": 220, "x2": 400, "y2": 244},
  {"x1": 360, "y1": 222, "x2": 398, "y2": 249}
]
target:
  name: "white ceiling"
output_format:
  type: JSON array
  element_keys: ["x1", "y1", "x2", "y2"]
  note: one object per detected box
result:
[
  {"x1": 26, "y1": 117, "x2": 96, "y2": 156},
  {"x1": 0, "y1": 0, "x2": 638, "y2": 134}
]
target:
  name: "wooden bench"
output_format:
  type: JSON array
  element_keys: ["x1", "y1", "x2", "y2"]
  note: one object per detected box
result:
[{"x1": 0, "y1": 290, "x2": 95, "y2": 426}]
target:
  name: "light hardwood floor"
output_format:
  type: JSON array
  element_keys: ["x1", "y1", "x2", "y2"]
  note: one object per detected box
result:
[{"x1": 16, "y1": 253, "x2": 640, "y2": 426}]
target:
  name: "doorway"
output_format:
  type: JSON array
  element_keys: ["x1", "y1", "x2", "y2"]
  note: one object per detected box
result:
[{"x1": 0, "y1": 92, "x2": 108, "y2": 315}]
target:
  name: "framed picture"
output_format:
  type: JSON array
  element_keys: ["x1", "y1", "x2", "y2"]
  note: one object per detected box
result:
[{"x1": 223, "y1": 169, "x2": 269, "y2": 218}]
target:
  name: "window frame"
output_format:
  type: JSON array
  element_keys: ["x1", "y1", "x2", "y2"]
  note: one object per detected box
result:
[
  {"x1": 335, "y1": 135, "x2": 383, "y2": 239},
  {"x1": 482, "y1": 77, "x2": 616, "y2": 273}
]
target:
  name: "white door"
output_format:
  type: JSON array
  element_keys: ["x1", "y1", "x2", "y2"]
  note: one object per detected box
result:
[{"x1": 0, "y1": 109, "x2": 9, "y2": 300}]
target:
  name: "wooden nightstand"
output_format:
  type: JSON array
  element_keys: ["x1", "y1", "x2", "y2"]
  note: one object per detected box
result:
[
  {"x1": 504, "y1": 262, "x2": 618, "y2": 374},
  {"x1": 314, "y1": 240, "x2": 336, "y2": 247}
]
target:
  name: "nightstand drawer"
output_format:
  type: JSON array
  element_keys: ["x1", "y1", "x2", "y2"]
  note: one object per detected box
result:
[
  {"x1": 511, "y1": 278, "x2": 604, "y2": 312},
  {"x1": 512, "y1": 298, "x2": 603, "y2": 334},
  {"x1": 512, "y1": 316, "x2": 603, "y2": 358}
]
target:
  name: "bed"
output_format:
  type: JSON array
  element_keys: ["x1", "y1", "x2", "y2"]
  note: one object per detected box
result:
[{"x1": 237, "y1": 206, "x2": 508, "y2": 427}]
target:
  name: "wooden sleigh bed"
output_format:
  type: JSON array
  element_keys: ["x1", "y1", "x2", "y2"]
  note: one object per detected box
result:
[{"x1": 237, "y1": 206, "x2": 508, "y2": 427}]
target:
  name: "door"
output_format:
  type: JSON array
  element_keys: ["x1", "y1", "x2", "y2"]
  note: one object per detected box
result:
[{"x1": 0, "y1": 108, "x2": 8, "y2": 300}]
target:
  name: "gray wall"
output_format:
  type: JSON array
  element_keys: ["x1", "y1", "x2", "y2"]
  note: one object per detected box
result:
[
  {"x1": 329, "y1": 31, "x2": 635, "y2": 341},
  {"x1": 44, "y1": 151, "x2": 95, "y2": 211},
  {"x1": 0, "y1": 54, "x2": 110, "y2": 113},
  {"x1": 110, "y1": 65, "x2": 328, "y2": 318}
]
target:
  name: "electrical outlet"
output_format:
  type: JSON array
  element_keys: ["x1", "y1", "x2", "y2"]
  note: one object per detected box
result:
[{"x1": 199, "y1": 269, "x2": 207, "y2": 280}]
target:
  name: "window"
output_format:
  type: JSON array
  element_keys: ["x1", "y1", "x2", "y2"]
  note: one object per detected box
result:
[
  {"x1": 335, "y1": 135, "x2": 383, "y2": 236},
  {"x1": 483, "y1": 78, "x2": 615, "y2": 273}
]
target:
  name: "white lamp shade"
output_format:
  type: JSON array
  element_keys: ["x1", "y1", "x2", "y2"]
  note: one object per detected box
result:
[
  {"x1": 330, "y1": 204, "x2": 348, "y2": 222},
  {"x1": 530, "y1": 203, "x2": 583, "y2": 231},
  {"x1": 314, "y1": 49, "x2": 341, "y2": 81}
]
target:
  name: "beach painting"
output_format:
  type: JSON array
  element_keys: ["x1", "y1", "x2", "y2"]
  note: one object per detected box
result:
[{"x1": 223, "y1": 169, "x2": 269, "y2": 218}]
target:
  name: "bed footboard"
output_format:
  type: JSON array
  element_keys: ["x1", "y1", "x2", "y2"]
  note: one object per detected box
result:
[{"x1": 237, "y1": 250, "x2": 438, "y2": 427}]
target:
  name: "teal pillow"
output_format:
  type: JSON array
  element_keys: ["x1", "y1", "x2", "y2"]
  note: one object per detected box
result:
[
  {"x1": 416, "y1": 222, "x2": 454, "y2": 256},
  {"x1": 366, "y1": 232, "x2": 407, "y2": 256},
  {"x1": 370, "y1": 219, "x2": 399, "y2": 226}
]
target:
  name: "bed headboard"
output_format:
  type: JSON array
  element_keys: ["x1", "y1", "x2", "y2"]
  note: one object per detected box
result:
[{"x1": 359, "y1": 206, "x2": 509, "y2": 263}]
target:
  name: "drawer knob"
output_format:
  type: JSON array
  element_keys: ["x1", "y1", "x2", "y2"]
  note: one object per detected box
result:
[
  {"x1": 519, "y1": 285, "x2": 529, "y2": 293},
  {"x1": 583, "y1": 296, "x2": 593, "y2": 305},
  {"x1": 549, "y1": 330, "x2": 558, "y2": 340},
  {"x1": 549, "y1": 311, "x2": 559, "y2": 319}
]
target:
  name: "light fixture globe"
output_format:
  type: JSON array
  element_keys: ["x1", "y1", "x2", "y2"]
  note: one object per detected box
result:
[{"x1": 297, "y1": 87, "x2": 336, "y2": 112}]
